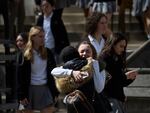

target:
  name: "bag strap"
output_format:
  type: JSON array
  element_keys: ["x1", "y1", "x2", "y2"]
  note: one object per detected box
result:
[
  {"x1": 74, "y1": 90, "x2": 95, "y2": 113},
  {"x1": 73, "y1": 102, "x2": 79, "y2": 113}
]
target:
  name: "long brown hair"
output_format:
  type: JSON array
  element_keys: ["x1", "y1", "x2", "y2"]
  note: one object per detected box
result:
[
  {"x1": 24, "y1": 26, "x2": 47, "y2": 63},
  {"x1": 85, "y1": 12, "x2": 107, "y2": 37}
]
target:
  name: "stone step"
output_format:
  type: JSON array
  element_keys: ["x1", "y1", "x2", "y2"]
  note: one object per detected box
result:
[
  {"x1": 127, "y1": 41, "x2": 146, "y2": 50},
  {"x1": 125, "y1": 87, "x2": 150, "y2": 97},
  {"x1": 112, "y1": 21, "x2": 144, "y2": 32},
  {"x1": 128, "y1": 74, "x2": 150, "y2": 87},
  {"x1": 127, "y1": 31, "x2": 147, "y2": 41},
  {"x1": 112, "y1": 13, "x2": 139, "y2": 23},
  {"x1": 125, "y1": 67, "x2": 150, "y2": 97},
  {"x1": 63, "y1": 6, "x2": 83, "y2": 13},
  {"x1": 0, "y1": 103, "x2": 18, "y2": 110},
  {"x1": 62, "y1": 13, "x2": 85, "y2": 23},
  {"x1": 64, "y1": 20, "x2": 143, "y2": 33},
  {"x1": 63, "y1": 8, "x2": 139, "y2": 23},
  {"x1": 126, "y1": 97, "x2": 150, "y2": 113},
  {"x1": 65, "y1": 21, "x2": 85, "y2": 33}
]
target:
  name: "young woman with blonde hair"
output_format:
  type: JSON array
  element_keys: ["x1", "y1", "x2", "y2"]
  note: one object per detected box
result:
[{"x1": 18, "y1": 26, "x2": 59, "y2": 113}]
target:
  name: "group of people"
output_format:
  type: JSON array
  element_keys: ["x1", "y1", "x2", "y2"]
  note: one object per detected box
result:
[
  {"x1": 6, "y1": 0, "x2": 139, "y2": 113},
  {"x1": 132, "y1": 0, "x2": 150, "y2": 39},
  {"x1": 76, "y1": 0, "x2": 150, "y2": 39},
  {"x1": 50, "y1": 11, "x2": 138, "y2": 113}
]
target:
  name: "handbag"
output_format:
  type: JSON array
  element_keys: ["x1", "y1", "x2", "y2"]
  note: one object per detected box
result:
[{"x1": 65, "y1": 90, "x2": 95, "y2": 113}]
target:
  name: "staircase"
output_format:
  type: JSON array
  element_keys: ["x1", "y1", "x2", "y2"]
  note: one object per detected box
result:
[
  {"x1": 62, "y1": 6, "x2": 148, "y2": 58},
  {"x1": 0, "y1": 2, "x2": 149, "y2": 113},
  {"x1": 61, "y1": 6, "x2": 150, "y2": 113},
  {"x1": 0, "y1": 40, "x2": 20, "y2": 113}
]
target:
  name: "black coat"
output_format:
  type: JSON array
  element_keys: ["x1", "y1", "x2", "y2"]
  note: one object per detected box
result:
[
  {"x1": 17, "y1": 48, "x2": 59, "y2": 101},
  {"x1": 36, "y1": 10, "x2": 70, "y2": 54},
  {"x1": 102, "y1": 54, "x2": 133, "y2": 102}
]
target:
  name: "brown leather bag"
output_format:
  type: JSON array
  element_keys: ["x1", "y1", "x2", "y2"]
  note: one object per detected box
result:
[{"x1": 65, "y1": 90, "x2": 94, "y2": 113}]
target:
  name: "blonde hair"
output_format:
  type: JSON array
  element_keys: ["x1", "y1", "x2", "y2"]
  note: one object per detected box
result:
[{"x1": 24, "y1": 26, "x2": 47, "y2": 62}]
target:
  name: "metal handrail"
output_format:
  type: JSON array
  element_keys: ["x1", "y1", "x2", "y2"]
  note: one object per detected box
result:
[
  {"x1": 0, "y1": 39, "x2": 21, "y2": 105},
  {"x1": 126, "y1": 40, "x2": 150, "y2": 65},
  {"x1": 127, "y1": 68, "x2": 150, "y2": 74}
]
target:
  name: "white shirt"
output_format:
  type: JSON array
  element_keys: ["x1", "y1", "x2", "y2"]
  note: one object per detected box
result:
[
  {"x1": 51, "y1": 59, "x2": 106, "y2": 93},
  {"x1": 31, "y1": 50, "x2": 47, "y2": 85},
  {"x1": 88, "y1": 34, "x2": 105, "y2": 55},
  {"x1": 43, "y1": 13, "x2": 55, "y2": 49}
]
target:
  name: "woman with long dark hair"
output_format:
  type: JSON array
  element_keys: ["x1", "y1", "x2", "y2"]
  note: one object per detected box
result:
[{"x1": 99, "y1": 33, "x2": 138, "y2": 113}]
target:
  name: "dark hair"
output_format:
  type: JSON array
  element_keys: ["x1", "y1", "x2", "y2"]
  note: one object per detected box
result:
[
  {"x1": 17, "y1": 32, "x2": 28, "y2": 44},
  {"x1": 100, "y1": 32, "x2": 128, "y2": 65},
  {"x1": 60, "y1": 46, "x2": 80, "y2": 63},
  {"x1": 85, "y1": 12, "x2": 107, "y2": 36},
  {"x1": 41, "y1": 0, "x2": 55, "y2": 6},
  {"x1": 77, "y1": 41, "x2": 97, "y2": 59}
]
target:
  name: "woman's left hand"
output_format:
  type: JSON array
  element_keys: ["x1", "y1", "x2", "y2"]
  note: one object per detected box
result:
[{"x1": 126, "y1": 70, "x2": 138, "y2": 80}]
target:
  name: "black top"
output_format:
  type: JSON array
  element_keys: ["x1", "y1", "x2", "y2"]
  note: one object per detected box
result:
[
  {"x1": 102, "y1": 53, "x2": 133, "y2": 102},
  {"x1": 17, "y1": 48, "x2": 59, "y2": 101},
  {"x1": 36, "y1": 9, "x2": 70, "y2": 55}
]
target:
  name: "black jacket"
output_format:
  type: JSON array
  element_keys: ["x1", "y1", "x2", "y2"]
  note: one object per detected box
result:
[
  {"x1": 102, "y1": 54, "x2": 133, "y2": 102},
  {"x1": 36, "y1": 10, "x2": 70, "y2": 54},
  {"x1": 17, "y1": 48, "x2": 59, "y2": 101}
]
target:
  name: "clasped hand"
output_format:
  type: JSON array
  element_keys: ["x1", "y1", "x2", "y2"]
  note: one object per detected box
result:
[{"x1": 72, "y1": 71, "x2": 89, "y2": 83}]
